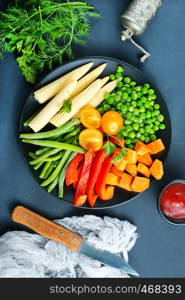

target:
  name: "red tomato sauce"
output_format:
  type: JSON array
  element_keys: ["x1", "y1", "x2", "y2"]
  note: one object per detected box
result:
[{"x1": 160, "y1": 183, "x2": 185, "y2": 221}]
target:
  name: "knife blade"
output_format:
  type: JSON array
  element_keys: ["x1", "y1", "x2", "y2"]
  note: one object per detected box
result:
[
  {"x1": 79, "y1": 240, "x2": 139, "y2": 276},
  {"x1": 12, "y1": 206, "x2": 138, "y2": 276}
]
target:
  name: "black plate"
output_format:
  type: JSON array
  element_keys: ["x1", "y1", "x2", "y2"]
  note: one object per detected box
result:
[{"x1": 19, "y1": 56, "x2": 172, "y2": 209}]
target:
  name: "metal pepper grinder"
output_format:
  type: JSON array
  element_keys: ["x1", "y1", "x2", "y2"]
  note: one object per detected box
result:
[{"x1": 121, "y1": 0, "x2": 163, "y2": 62}]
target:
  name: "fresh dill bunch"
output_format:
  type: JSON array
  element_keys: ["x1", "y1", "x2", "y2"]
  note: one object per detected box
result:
[{"x1": 0, "y1": 0, "x2": 101, "y2": 83}]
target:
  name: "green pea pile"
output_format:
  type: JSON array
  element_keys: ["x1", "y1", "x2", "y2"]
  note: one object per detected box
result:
[{"x1": 97, "y1": 66, "x2": 165, "y2": 149}]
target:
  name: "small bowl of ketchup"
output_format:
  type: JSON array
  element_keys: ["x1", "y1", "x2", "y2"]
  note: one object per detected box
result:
[{"x1": 158, "y1": 179, "x2": 185, "y2": 225}]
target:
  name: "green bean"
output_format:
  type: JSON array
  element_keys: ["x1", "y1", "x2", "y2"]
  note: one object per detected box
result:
[
  {"x1": 35, "y1": 147, "x2": 50, "y2": 156},
  {"x1": 39, "y1": 161, "x2": 52, "y2": 179},
  {"x1": 33, "y1": 161, "x2": 44, "y2": 170},
  {"x1": 23, "y1": 111, "x2": 39, "y2": 127},
  {"x1": 63, "y1": 127, "x2": 81, "y2": 142},
  {"x1": 23, "y1": 139, "x2": 85, "y2": 154},
  {"x1": 58, "y1": 152, "x2": 77, "y2": 198},
  {"x1": 48, "y1": 176, "x2": 59, "y2": 193},
  {"x1": 45, "y1": 162, "x2": 57, "y2": 179},
  {"x1": 43, "y1": 152, "x2": 63, "y2": 162},
  {"x1": 29, "y1": 148, "x2": 61, "y2": 165},
  {"x1": 35, "y1": 135, "x2": 66, "y2": 156},
  {"x1": 28, "y1": 152, "x2": 37, "y2": 159},
  {"x1": 65, "y1": 135, "x2": 79, "y2": 145},
  {"x1": 20, "y1": 119, "x2": 80, "y2": 139},
  {"x1": 41, "y1": 150, "x2": 72, "y2": 187}
]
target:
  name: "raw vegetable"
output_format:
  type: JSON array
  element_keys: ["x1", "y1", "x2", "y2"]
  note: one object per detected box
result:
[
  {"x1": 125, "y1": 164, "x2": 137, "y2": 177},
  {"x1": 113, "y1": 158, "x2": 127, "y2": 172},
  {"x1": 137, "y1": 153, "x2": 153, "y2": 167},
  {"x1": 72, "y1": 76, "x2": 109, "y2": 117},
  {"x1": 36, "y1": 147, "x2": 50, "y2": 156},
  {"x1": 41, "y1": 150, "x2": 72, "y2": 187},
  {"x1": 34, "y1": 63, "x2": 93, "y2": 103},
  {"x1": 43, "y1": 152, "x2": 64, "y2": 162},
  {"x1": 146, "y1": 139, "x2": 165, "y2": 155},
  {"x1": 149, "y1": 159, "x2": 164, "y2": 180},
  {"x1": 95, "y1": 155, "x2": 115, "y2": 200},
  {"x1": 22, "y1": 139, "x2": 85, "y2": 154},
  {"x1": 62, "y1": 127, "x2": 81, "y2": 142},
  {"x1": 58, "y1": 152, "x2": 77, "y2": 198},
  {"x1": 45, "y1": 161, "x2": 58, "y2": 179},
  {"x1": 111, "y1": 165, "x2": 124, "y2": 177},
  {"x1": 118, "y1": 173, "x2": 133, "y2": 191},
  {"x1": 111, "y1": 147, "x2": 127, "y2": 163},
  {"x1": 101, "y1": 111, "x2": 124, "y2": 136},
  {"x1": 48, "y1": 176, "x2": 59, "y2": 193},
  {"x1": 106, "y1": 173, "x2": 120, "y2": 186},
  {"x1": 135, "y1": 141, "x2": 151, "y2": 155},
  {"x1": 50, "y1": 79, "x2": 104, "y2": 127},
  {"x1": 87, "y1": 149, "x2": 107, "y2": 207},
  {"x1": 65, "y1": 153, "x2": 84, "y2": 186},
  {"x1": 89, "y1": 78, "x2": 122, "y2": 107},
  {"x1": 29, "y1": 81, "x2": 77, "y2": 132},
  {"x1": 73, "y1": 162, "x2": 84, "y2": 189},
  {"x1": 0, "y1": 0, "x2": 100, "y2": 83},
  {"x1": 125, "y1": 149, "x2": 137, "y2": 164},
  {"x1": 131, "y1": 176, "x2": 150, "y2": 193},
  {"x1": 99, "y1": 77, "x2": 166, "y2": 145},
  {"x1": 29, "y1": 148, "x2": 61, "y2": 165},
  {"x1": 23, "y1": 111, "x2": 38, "y2": 127},
  {"x1": 71, "y1": 63, "x2": 107, "y2": 97},
  {"x1": 79, "y1": 129, "x2": 103, "y2": 151},
  {"x1": 79, "y1": 105, "x2": 101, "y2": 129},
  {"x1": 74, "y1": 150, "x2": 94, "y2": 206},
  {"x1": 39, "y1": 161, "x2": 52, "y2": 179},
  {"x1": 20, "y1": 119, "x2": 80, "y2": 139},
  {"x1": 109, "y1": 136, "x2": 125, "y2": 148},
  {"x1": 103, "y1": 141, "x2": 117, "y2": 156},
  {"x1": 33, "y1": 161, "x2": 44, "y2": 170},
  {"x1": 137, "y1": 163, "x2": 150, "y2": 178}
]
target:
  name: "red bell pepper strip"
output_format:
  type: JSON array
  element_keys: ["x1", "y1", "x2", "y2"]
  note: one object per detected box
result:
[
  {"x1": 74, "y1": 150, "x2": 94, "y2": 206},
  {"x1": 95, "y1": 155, "x2": 115, "y2": 200},
  {"x1": 65, "y1": 153, "x2": 84, "y2": 186},
  {"x1": 87, "y1": 149, "x2": 107, "y2": 207},
  {"x1": 73, "y1": 161, "x2": 84, "y2": 189}
]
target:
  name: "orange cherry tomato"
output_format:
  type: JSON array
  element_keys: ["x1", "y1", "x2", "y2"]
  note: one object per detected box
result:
[
  {"x1": 101, "y1": 111, "x2": 124, "y2": 136},
  {"x1": 79, "y1": 129, "x2": 103, "y2": 151},
  {"x1": 80, "y1": 105, "x2": 101, "y2": 129}
]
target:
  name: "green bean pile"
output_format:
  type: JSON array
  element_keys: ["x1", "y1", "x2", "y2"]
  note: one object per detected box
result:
[
  {"x1": 98, "y1": 67, "x2": 165, "y2": 148},
  {"x1": 20, "y1": 119, "x2": 85, "y2": 197}
]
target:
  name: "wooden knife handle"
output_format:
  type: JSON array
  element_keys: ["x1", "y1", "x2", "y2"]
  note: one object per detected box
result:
[{"x1": 12, "y1": 206, "x2": 83, "y2": 252}]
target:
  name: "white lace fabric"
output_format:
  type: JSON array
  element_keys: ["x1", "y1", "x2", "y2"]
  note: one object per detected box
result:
[{"x1": 0, "y1": 215, "x2": 138, "y2": 278}]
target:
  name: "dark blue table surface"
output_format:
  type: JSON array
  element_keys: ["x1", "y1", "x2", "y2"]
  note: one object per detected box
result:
[{"x1": 0, "y1": 0, "x2": 185, "y2": 278}]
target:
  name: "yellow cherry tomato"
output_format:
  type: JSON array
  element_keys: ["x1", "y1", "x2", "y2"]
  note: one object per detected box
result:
[
  {"x1": 101, "y1": 111, "x2": 124, "y2": 136},
  {"x1": 79, "y1": 129, "x2": 103, "y2": 151},
  {"x1": 79, "y1": 105, "x2": 101, "y2": 129}
]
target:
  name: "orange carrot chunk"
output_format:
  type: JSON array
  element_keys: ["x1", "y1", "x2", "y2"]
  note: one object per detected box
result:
[
  {"x1": 111, "y1": 165, "x2": 124, "y2": 177},
  {"x1": 146, "y1": 139, "x2": 165, "y2": 155},
  {"x1": 125, "y1": 163, "x2": 137, "y2": 177},
  {"x1": 118, "y1": 173, "x2": 133, "y2": 191},
  {"x1": 106, "y1": 173, "x2": 120, "y2": 186},
  {"x1": 113, "y1": 158, "x2": 127, "y2": 171},
  {"x1": 137, "y1": 153, "x2": 153, "y2": 167},
  {"x1": 135, "y1": 141, "x2": 146, "y2": 151},
  {"x1": 150, "y1": 159, "x2": 164, "y2": 180},
  {"x1": 125, "y1": 149, "x2": 137, "y2": 164},
  {"x1": 137, "y1": 163, "x2": 150, "y2": 178},
  {"x1": 131, "y1": 176, "x2": 150, "y2": 193},
  {"x1": 135, "y1": 141, "x2": 151, "y2": 155}
]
